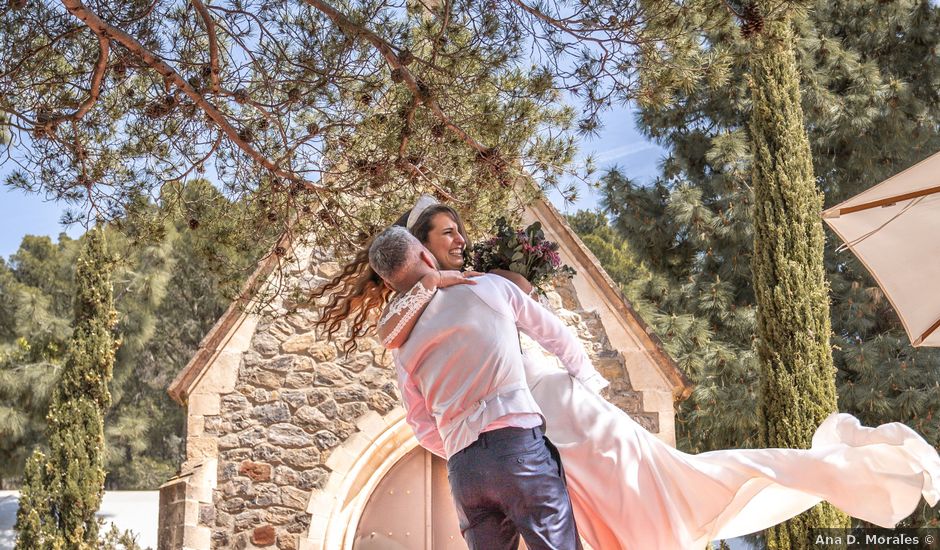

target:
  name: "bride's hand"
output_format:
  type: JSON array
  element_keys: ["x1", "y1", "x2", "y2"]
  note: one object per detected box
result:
[
  {"x1": 489, "y1": 268, "x2": 534, "y2": 295},
  {"x1": 430, "y1": 270, "x2": 483, "y2": 289}
]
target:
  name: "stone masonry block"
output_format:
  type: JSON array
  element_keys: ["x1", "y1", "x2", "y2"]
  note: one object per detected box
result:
[
  {"x1": 188, "y1": 393, "x2": 221, "y2": 416},
  {"x1": 281, "y1": 333, "x2": 319, "y2": 355},
  {"x1": 186, "y1": 436, "x2": 218, "y2": 462},
  {"x1": 239, "y1": 461, "x2": 272, "y2": 482},
  {"x1": 340, "y1": 432, "x2": 371, "y2": 458},
  {"x1": 384, "y1": 406, "x2": 406, "y2": 424},
  {"x1": 187, "y1": 415, "x2": 205, "y2": 438},
  {"x1": 306, "y1": 489, "x2": 338, "y2": 515},
  {"x1": 252, "y1": 525, "x2": 276, "y2": 546},
  {"x1": 182, "y1": 525, "x2": 211, "y2": 549},
  {"x1": 198, "y1": 351, "x2": 241, "y2": 394},
  {"x1": 355, "y1": 410, "x2": 386, "y2": 439}
]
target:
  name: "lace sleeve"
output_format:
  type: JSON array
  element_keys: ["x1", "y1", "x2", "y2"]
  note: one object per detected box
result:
[{"x1": 378, "y1": 280, "x2": 437, "y2": 348}]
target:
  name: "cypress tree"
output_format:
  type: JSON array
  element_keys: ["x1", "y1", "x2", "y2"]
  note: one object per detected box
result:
[
  {"x1": 575, "y1": 0, "x2": 940, "y2": 535},
  {"x1": 585, "y1": 0, "x2": 940, "y2": 457},
  {"x1": 1, "y1": 180, "x2": 264, "y2": 490},
  {"x1": 747, "y1": 7, "x2": 850, "y2": 546},
  {"x1": 15, "y1": 228, "x2": 117, "y2": 549}
]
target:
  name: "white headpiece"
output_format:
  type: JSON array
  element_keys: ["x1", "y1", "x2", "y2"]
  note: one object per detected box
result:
[{"x1": 406, "y1": 194, "x2": 440, "y2": 230}]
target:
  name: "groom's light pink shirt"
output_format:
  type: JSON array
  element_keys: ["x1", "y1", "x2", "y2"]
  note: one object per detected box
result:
[{"x1": 393, "y1": 274, "x2": 608, "y2": 459}]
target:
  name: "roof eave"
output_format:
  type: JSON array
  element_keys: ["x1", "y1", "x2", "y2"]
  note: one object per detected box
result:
[{"x1": 527, "y1": 197, "x2": 693, "y2": 401}]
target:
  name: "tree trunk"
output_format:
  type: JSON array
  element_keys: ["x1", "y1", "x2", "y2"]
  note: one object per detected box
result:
[{"x1": 748, "y1": 9, "x2": 850, "y2": 549}]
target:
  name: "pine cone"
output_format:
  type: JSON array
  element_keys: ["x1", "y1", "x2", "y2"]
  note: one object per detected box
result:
[
  {"x1": 233, "y1": 88, "x2": 250, "y2": 104},
  {"x1": 416, "y1": 80, "x2": 432, "y2": 101},
  {"x1": 144, "y1": 101, "x2": 169, "y2": 119},
  {"x1": 740, "y1": 3, "x2": 764, "y2": 39},
  {"x1": 318, "y1": 208, "x2": 338, "y2": 227}
]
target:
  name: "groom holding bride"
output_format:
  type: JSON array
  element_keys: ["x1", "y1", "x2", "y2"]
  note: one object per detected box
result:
[
  {"x1": 368, "y1": 225, "x2": 607, "y2": 550},
  {"x1": 314, "y1": 196, "x2": 940, "y2": 550}
]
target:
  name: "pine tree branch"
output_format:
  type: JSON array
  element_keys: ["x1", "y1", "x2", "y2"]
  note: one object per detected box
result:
[
  {"x1": 722, "y1": 0, "x2": 745, "y2": 20},
  {"x1": 190, "y1": 0, "x2": 221, "y2": 93},
  {"x1": 398, "y1": 95, "x2": 417, "y2": 159},
  {"x1": 112, "y1": 0, "x2": 161, "y2": 26},
  {"x1": 509, "y1": 0, "x2": 616, "y2": 45},
  {"x1": 58, "y1": 0, "x2": 327, "y2": 194},
  {"x1": 303, "y1": 0, "x2": 491, "y2": 157},
  {"x1": 48, "y1": 33, "x2": 110, "y2": 126},
  {"x1": 428, "y1": 0, "x2": 452, "y2": 66},
  {"x1": 205, "y1": 4, "x2": 296, "y2": 71},
  {"x1": 0, "y1": 26, "x2": 83, "y2": 81},
  {"x1": 164, "y1": 131, "x2": 223, "y2": 184}
]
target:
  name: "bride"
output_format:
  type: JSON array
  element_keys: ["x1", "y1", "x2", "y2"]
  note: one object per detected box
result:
[{"x1": 316, "y1": 196, "x2": 940, "y2": 550}]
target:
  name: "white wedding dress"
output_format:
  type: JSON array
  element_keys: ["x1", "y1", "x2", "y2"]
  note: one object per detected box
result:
[
  {"x1": 522, "y1": 343, "x2": 940, "y2": 550},
  {"x1": 379, "y1": 277, "x2": 940, "y2": 550}
]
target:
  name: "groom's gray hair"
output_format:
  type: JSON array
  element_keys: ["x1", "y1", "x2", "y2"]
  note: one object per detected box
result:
[{"x1": 369, "y1": 226, "x2": 423, "y2": 285}]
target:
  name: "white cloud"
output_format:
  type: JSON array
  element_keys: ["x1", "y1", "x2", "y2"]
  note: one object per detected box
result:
[{"x1": 591, "y1": 141, "x2": 659, "y2": 165}]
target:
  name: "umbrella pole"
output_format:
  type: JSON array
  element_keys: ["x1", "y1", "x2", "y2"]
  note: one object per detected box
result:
[
  {"x1": 829, "y1": 185, "x2": 940, "y2": 216},
  {"x1": 915, "y1": 317, "x2": 940, "y2": 347}
]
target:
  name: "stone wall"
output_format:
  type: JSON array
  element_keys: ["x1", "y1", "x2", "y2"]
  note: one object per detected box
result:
[
  {"x1": 193, "y1": 257, "x2": 654, "y2": 549},
  {"x1": 158, "y1": 475, "x2": 187, "y2": 550},
  {"x1": 551, "y1": 280, "x2": 659, "y2": 433},
  {"x1": 201, "y1": 257, "x2": 400, "y2": 550}
]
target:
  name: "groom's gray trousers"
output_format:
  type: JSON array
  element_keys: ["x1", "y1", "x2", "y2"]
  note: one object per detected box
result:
[{"x1": 446, "y1": 425, "x2": 583, "y2": 550}]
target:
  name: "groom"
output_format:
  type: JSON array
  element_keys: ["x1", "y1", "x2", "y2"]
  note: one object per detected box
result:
[{"x1": 369, "y1": 226, "x2": 608, "y2": 550}]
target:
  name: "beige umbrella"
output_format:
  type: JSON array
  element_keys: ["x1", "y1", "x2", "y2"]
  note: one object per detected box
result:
[{"x1": 822, "y1": 150, "x2": 940, "y2": 347}]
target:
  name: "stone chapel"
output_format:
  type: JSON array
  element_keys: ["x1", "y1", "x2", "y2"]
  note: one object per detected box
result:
[{"x1": 156, "y1": 196, "x2": 691, "y2": 550}]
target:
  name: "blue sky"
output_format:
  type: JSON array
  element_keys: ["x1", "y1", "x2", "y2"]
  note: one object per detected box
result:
[
  {"x1": 548, "y1": 105, "x2": 664, "y2": 215},
  {"x1": 0, "y1": 105, "x2": 665, "y2": 259}
]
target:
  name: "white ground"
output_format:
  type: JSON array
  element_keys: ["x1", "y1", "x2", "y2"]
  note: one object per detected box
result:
[
  {"x1": 0, "y1": 491, "x2": 159, "y2": 550},
  {"x1": 0, "y1": 489, "x2": 757, "y2": 550}
]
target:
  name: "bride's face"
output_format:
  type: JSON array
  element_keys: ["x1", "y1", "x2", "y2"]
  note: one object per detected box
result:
[{"x1": 423, "y1": 212, "x2": 466, "y2": 271}]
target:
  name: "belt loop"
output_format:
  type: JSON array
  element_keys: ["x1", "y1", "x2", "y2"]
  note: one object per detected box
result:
[
  {"x1": 531, "y1": 427, "x2": 538, "y2": 440},
  {"x1": 480, "y1": 432, "x2": 488, "y2": 448}
]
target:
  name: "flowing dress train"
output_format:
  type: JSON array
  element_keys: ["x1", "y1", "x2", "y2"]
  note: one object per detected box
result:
[{"x1": 523, "y1": 346, "x2": 940, "y2": 550}]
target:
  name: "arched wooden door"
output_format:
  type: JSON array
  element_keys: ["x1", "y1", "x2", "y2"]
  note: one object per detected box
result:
[{"x1": 353, "y1": 447, "x2": 465, "y2": 550}]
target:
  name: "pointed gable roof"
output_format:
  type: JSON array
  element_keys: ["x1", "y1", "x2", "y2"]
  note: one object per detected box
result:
[{"x1": 168, "y1": 197, "x2": 691, "y2": 405}]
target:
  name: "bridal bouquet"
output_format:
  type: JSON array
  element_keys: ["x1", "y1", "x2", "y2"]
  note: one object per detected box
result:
[{"x1": 471, "y1": 218, "x2": 576, "y2": 295}]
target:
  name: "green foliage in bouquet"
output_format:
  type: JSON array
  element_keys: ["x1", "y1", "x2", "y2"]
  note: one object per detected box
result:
[{"x1": 471, "y1": 218, "x2": 575, "y2": 295}]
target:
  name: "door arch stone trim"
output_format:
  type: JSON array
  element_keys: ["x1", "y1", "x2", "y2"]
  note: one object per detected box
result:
[{"x1": 304, "y1": 407, "x2": 419, "y2": 549}]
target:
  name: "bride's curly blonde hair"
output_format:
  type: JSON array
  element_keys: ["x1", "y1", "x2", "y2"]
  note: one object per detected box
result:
[{"x1": 311, "y1": 204, "x2": 470, "y2": 355}]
